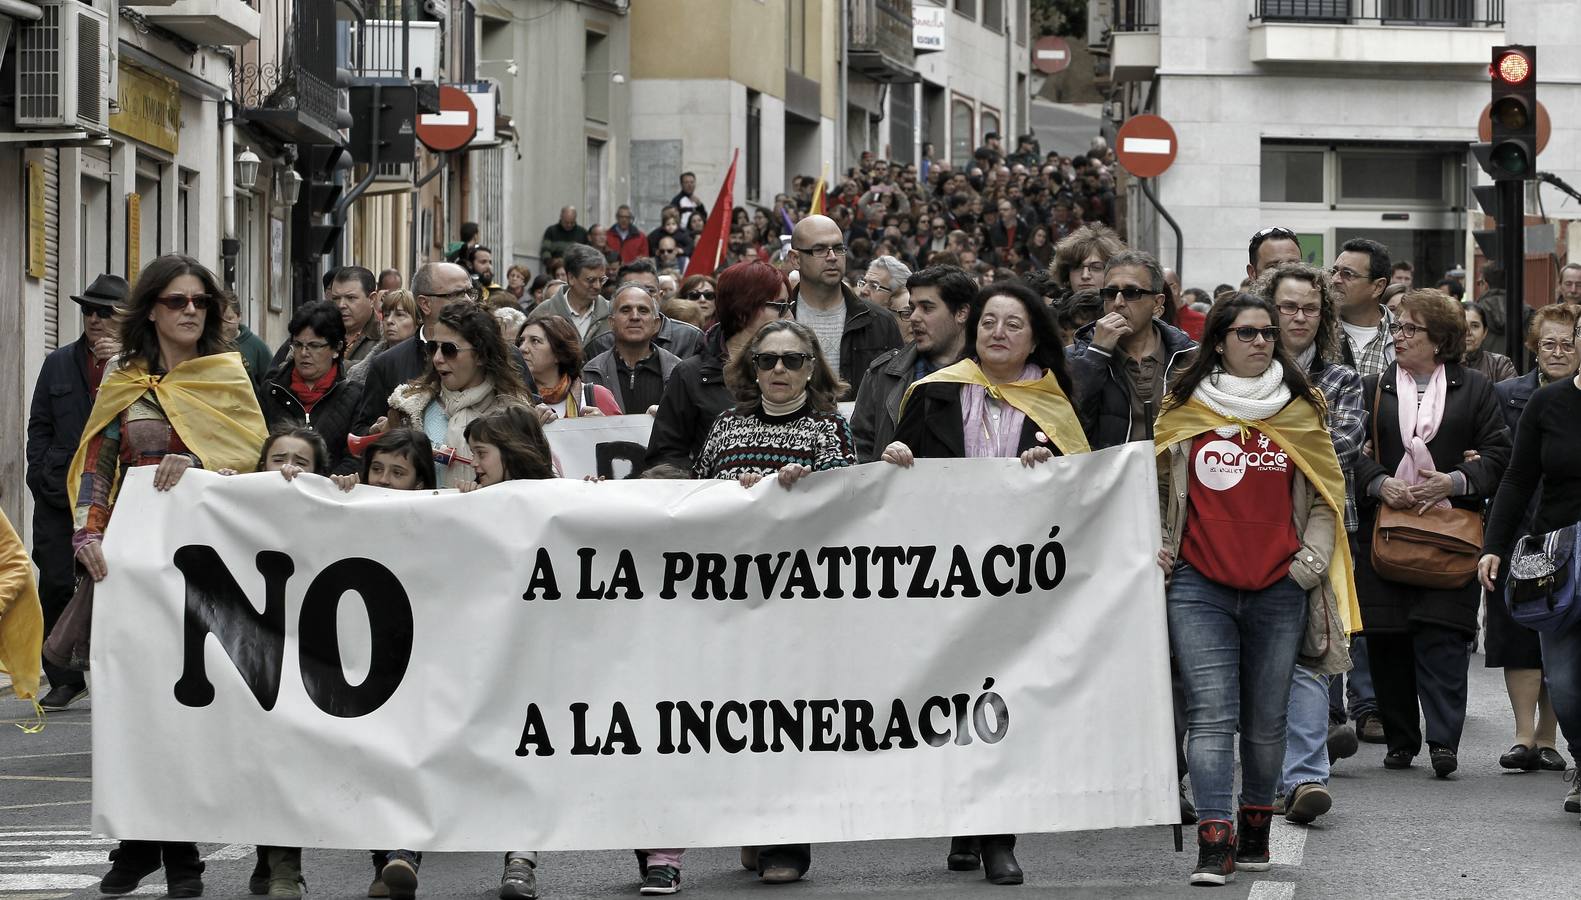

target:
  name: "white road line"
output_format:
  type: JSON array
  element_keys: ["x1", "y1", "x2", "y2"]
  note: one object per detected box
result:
[
  {"x1": 203, "y1": 843, "x2": 255, "y2": 861},
  {"x1": 0, "y1": 850, "x2": 119, "y2": 867},
  {"x1": 0, "y1": 831, "x2": 89, "y2": 837},
  {"x1": 0, "y1": 751, "x2": 92, "y2": 760},
  {"x1": 0, "y1": 801, "x2": 91, "y2": 811},
  {"x1": 0, "y1": 840, "x2": 114, "y2": 847},
  {"x1": 1269, "y1": 819, "x2": 1308, "y2": 867},
  {"x1": 1248, "y1": 882, "x2": 1296, "y2": 900},
  {"x1": 0, "y1": 775, "x2": 91, "y2": 783},
  {"x1": 0, "y1": 874, "x2": 163, "y2": 893}
]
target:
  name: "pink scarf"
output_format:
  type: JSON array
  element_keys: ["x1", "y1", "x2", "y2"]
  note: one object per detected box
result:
[
  {"x1": 1394, "y1": 363, "x2": 1449, "y2": 509},
  {"x1": 962, "y1": 363, "x2": 1040, "y2": 458}
]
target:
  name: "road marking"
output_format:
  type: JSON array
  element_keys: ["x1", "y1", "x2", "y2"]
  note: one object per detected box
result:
[
  {"x1": 1249, "y1": 883, "x2": 1296, "y2": 900},
  {"x1": 0, "y1": 775, "x2": 91, "y2": 783},
  {"x1": 0, "y1": 751, "x2": 92, "y2": 761},
  {"x1": 0, "y1": 840, "x2": 114, "y2": 847},
  {"x1": 0, "y1": 831, "x2": 89, "y2": 836},
  {"x1": 0, "y1": 720, "x2": 92, "y2": 726},
  {"x1": 0, "y1": 850, "x2": 117, "y2": 867},
  {"x1": 1270, "y1": 819, "x2": 1308, "y2": 867},
  {"x1": 0, "y1": 801, "x2": 91, "y2": 811},
  {"x1": 203, "y1": 843, "x2": 255, "y2": 862},
  {"x1": 0, "y1": 874, "x2": 163, "y2": 893}
]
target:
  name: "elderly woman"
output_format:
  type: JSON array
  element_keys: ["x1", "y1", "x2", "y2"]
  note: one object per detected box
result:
[
  {"x1": 1353, "y1": 288, "x2": 1511, "y2": 778},
  {"x1": 384, "y1": 300, "x2": 534, "y2": 488},
  {"x1": 880, "y1": 281, "x2": 1091, "y2": 887},
  {"x1": 70, "y1": 254, "x2": 268, "y2": 898},
  {"x1": 1480, "y1": 303, "x2": 1581, "y2": 774},
  {"x1": 517, "y1": 315, "x2": 620, "y2": 419},
  {"x1": 1461, "y1": 299, "x2": 1517, "y2": 385},
  {"x1": 505, "y1": 264, "x2": 531, "y2": 302},
  {"x1": 262, "y1": 299, "x2": 364, "y2": 474},
  {"x1": 1153, "y1": 293, "x2": 1353, "y2": 887}
]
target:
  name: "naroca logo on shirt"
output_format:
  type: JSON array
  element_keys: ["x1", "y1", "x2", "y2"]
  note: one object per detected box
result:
[{"x1": 1194, "y1": 437, "x2": 1289, "y2": 491}]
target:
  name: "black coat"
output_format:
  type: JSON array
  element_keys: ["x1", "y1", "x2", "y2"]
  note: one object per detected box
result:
[
  {"x1": 789, "y1": 282, "x2": 904, "y2": 400},
  {"x1": 25, "y1": 338, "x2": 95, "y2": 590},
  {"x1": 892, "y1": 381, "x2": 1050, "y2": 459},
  {"x1": 644, "y1": 328, "x2": 734, "y2": 471},
  {"x1": 1066, "y1": 319, "x2": 1197, "y2": 449},
  {"x1": 262, "y1": 361, "x2": 365, "y2": 475},
  {"x1": 1352, "y1": 363, "x2": 1512, "y2": 634}
]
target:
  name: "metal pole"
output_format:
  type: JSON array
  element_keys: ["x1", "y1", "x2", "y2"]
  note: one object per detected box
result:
[
  {"x1": 1140, "y1": 176, "x2": 1182, "y2": 279},
  {"x1": 1500, "y1": 178, "x2": 1527, "y2": 371}
]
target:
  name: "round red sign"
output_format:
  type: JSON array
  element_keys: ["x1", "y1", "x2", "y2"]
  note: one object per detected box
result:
[
  {"x1": 416, "y1": 85, "x2": 478, "y2": 153},
  {"x1": 1115, "y1": 115, "x2": 1178, "y2": 179}
]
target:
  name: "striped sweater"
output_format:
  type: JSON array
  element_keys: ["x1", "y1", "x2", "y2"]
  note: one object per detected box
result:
[{"x1": 694, "y1": 405, "x2": 857, "y2": 480}]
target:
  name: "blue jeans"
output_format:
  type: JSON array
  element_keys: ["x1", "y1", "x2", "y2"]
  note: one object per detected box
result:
[
  {"x1": 1540, "y1": 621, "x2": 1581, "y2": 763},
  {"x1": 1346, "y1": 635, "x2": 1378, "y2": 719},
  {"x1": 1168, "y1": 564, "x2": 1310, "y2": 823},
  {"x1": 1281, "y1": 665, "x2": 1331, "y2": 793}
]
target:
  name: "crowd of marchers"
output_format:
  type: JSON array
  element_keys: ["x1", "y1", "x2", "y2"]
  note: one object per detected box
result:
[{"x1": 8, "y1": 152, "x2": 1581, "y2": 898}]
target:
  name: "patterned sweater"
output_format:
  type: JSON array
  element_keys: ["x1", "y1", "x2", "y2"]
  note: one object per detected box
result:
[{"x1": 694, "y1": 405, "x2": 857, "y2": 480}]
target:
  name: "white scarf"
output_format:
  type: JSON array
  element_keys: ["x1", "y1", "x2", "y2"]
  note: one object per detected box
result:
[
  {"x1": 1193, "y1": 361, "x2": 1292, "y2": 438},
  {"x1": 438, "y1": 381, "x2": 498, "y2": 454}
]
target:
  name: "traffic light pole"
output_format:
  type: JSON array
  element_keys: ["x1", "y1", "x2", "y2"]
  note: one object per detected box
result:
[{"x1": 1499, "y1": 178, "x2": 1526, "y2": 369}]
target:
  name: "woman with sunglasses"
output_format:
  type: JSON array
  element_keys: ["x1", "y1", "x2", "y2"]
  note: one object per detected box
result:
[
  {"x1": 1352, "y1": 288, "x2": 1510, "y2": 778},
  {"x1": 1153, "y1": 293, "x2": 1354, "y2": 887},
  {"x1": 68, "y1": 253, "x2": 269, "y2": 899},
  {"x1": 879, "y1": 281, "x2": 1091, "y2": 887},
  {"x1": 262, "y1": 299, "x2": 364, "y2": 475},
  {"x1": 384, "y1": 300, "x2": 534, "y2": 488}
]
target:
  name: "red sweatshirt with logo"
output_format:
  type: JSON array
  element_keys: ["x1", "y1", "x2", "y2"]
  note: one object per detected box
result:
[{"x1": 1181, "y1": 429, "x2": 1299, "y2": 591}]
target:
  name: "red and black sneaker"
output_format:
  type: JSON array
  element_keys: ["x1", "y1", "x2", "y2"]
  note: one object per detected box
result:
[
  {"x1": 1234, "y1": 805, "x2": 1275, "y2": 871},
  {"x1": 1190, "y1": 819, "x2": 1236, "y2": 886}
]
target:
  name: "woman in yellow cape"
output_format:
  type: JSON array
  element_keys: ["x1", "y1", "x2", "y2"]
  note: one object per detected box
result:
[
  {"x1": 64, "y1": 255, "x2": 265, "y2": 899},
  {"x1": 1152, "y1": 293, "x2": 1356, "y2": 887}
]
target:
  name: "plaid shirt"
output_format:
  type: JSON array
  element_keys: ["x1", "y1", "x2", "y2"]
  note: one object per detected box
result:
[
  {"x1": 1308, "y1": 357, "x2": 1365, "y2": 533},
  {"x1": 1341, "y1": 305, "x2": 1395, "y2": 380}
]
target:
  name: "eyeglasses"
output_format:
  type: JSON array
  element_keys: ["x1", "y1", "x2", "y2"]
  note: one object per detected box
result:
[
  {"x1": 765, "y1": 301, "x2": 793, "y2": 318},
  {"x1": 1230, "y1": 326, "x2": 1281, "y2": 343},
  {"x1": 794, "y1": 244, "x2": 848, "y2": 258},
  {"x1": 1537, "y1": 339, "x2": 1577, "y2": 354},
  {"x1": 894, "y1": 306, "x2": 914, "y2": 319},
  {"x1": 752, "y1": 351, "x2": 813, "y2": 372},
  {"x1": 1275, "y1": 301, "x2": 1323, "y2": 319},
  {"x1": 1248, "y1": 226, "x2": 1299, "y2": 255},
  {"x1": 1099, "y1": 285, "x2": 1157, "y2": 303},
  {"x1": 857, "y1": 279, "x2": 894, "y2": 294},
  {"x1": 83, "y1": 306, "x2": 117, "y2": 319},
  {"x1": 1078, "y1": 261, "x2": 1107, "y2": 276},
  {"x1": 423, "y1": 287, "x2": 478, "y2": 303},
  {"x1": 289, "y1": 339, "x2": 333, "y2": 354},
  {"x1": 684, "y1": 290, "x2": 717, "y2": 301},
  {"x1": 1329, "y1": 265, "x2": 1369, "y2": 283},
  {"x1": 1387, "y1": 322, "x2": 1425, "y2": 339},
  {"x1": 424, "y1": 340, "x2": 477, "y2": 359},
  {"x1": 154, "y1": 293, "x2": 215, "y2": 311}
]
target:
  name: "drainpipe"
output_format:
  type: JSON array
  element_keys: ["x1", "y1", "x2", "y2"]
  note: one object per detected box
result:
[
  {"x1": 838, "y1": 0, "x2": 848, "y2": 178},
  {"x1": 221, "y1": 86, "x2": 239, "y2": 291}
]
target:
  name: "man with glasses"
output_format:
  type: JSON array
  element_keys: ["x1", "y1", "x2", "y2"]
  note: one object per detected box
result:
[
  {"x1": 583, "y1": 258, "x2": 703, "y2": 360},
  {"x1": 918, "y1": 216, "x2": 950, "y2": 267},
  {"x1": 857, "y1": 256, "x2": 911, "y2": 309},
  {"x1": 787, "y1": 214, "x2": 903, "y2": 399},
  {"x1": 25, "y1": 273, "x2": 127, "y2": 709},
  {"x1": 528, "y1": 244, "x2": 612, "y2": 345},
  {"x1": 1068, "y1": 249, "x2": 1197, "y2": 449},
  {"x1": 654, "y1": 235, "x2": 686, "y2": 273},
  {"x1": 1330, "y1": 238, "x2": 1395, "y2": 380},
  {"x1": 1247, "y1": 226, "x2": 1304, "y2": 280}
]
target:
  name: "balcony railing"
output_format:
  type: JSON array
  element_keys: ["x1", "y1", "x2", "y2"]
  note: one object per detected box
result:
[
  {"x1": 1112, "y1": 0, "x2": 1159, "y2": 31},
  {"x1": 849, "y1": 0, "x2": 918, "y2": 81},
  {"x1": 1253, "y1": 0, "x2": 1503, "y2": 26},
  {"x1": 234, "y1": 0, "x2": 343, "y2": 146}
]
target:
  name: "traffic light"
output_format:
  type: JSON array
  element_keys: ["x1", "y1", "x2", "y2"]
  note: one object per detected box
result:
[{"x1": 1487, "y1": 45, "x2": 1536, "y2": 180}]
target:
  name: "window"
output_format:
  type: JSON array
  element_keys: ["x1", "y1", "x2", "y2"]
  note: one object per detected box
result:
[
  {"x1": 79, "y1": 154, "x2": 110, "y2": 282},
  {"x1": 746, "y1": 90, "x2": 762, "y2": 203},
  {"x1": 585, "y1": 138, "x2": 605, "y2": 224},
  {"x1": 953, "y1": 0, "x2": 976, "y2": 18},
  {"x1": 1260, "y1": 147, "x2": 1324, "y2": 203},
  {"x1": 981, "y1": 106, "x2": 1001, "y2": 144},
  {"x1": 950, "y1": 96, "x2": 974, "y2": 168},
  {"x1": 1015, "y1": 0, "x2": 1027, "y2": 43},
  {"x1": 135, "y1": 159, "x2": 163, "y2": 270},
  {"x1": 584, "y1": 30, "x2": 610, "y2": 124},
  {"x1": 983, "y1": 0, "x2": 1003, "y2": 32},
  {"x1": 178, "y1": 169, "x2": 196, "y2": 256},
  {"x1": 786, "y1": 0, "x2": 805, "y2": 74},
  {"x1": 1337, "y1": 149, "x2": 1453, "y2": 205}
]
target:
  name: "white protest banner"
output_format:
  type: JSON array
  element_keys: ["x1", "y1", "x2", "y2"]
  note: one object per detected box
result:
[
  {"x1": 92, "y1": 444, "x2": 1177, "y2": 851},
  {"x1": 544, "y1": 414, "x2": 654, "y2": 479}
]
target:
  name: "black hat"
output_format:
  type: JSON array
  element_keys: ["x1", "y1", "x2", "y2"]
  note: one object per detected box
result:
[{"x1": 71, "y1": 274, "x2": 129, "y2": 311}]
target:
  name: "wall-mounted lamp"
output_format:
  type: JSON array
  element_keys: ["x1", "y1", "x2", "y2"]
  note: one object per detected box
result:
[
  {"x1": 235, "y1": 148, "x2": 261, "y2": 191},
  {"x1": 274, "y1": 167, "x2": 303, "y2": 207}
]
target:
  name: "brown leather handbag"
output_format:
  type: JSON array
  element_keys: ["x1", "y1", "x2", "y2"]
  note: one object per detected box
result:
[{"x1": 1368, "y1": 380, "x2": 1482, "y2": 590}]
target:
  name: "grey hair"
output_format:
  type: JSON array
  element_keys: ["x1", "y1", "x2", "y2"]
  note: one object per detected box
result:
[
  {"x1": 493, "y1": 306, "x2": 526, "y2": 333},
  {"x1": 870, "y1": 255, "x2": 911, "y2": 287},
  {"x1": 563, "y1": 243, "x2": 607, "y2": 277},
  {"x1": 1102, "y1": 249, "x2": 1164, "y2": 293}
]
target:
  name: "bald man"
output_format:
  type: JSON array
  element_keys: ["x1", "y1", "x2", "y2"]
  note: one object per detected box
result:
[
  {"x1": 541, "y1": 206, "x2": 589, "y2": 261},
  {"x1": 788, "y1": 214, "x2": 903, "y2": 398}
]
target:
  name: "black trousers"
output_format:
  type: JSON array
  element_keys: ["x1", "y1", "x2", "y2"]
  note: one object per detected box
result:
[
  {"x1": 110, "y1": 841, "x2": 202, "y2": 877},
  {"x1": 1368, "y1": 624, "x2": 1471, "y2": 756}
]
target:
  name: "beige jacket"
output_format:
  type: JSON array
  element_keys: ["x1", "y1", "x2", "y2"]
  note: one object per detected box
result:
[{"x1": 1158, "y1": 439, "x2": 1352, "y2": 676}]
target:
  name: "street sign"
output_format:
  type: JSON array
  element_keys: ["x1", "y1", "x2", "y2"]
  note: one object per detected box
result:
[
  {"x1": 1115, "y1": 114, "x2": 1178, "y2": 179},
  {"x1": 1033, "y1": 36, "x2": 1071, "y2": 74},
  {"x1": 415, "y1": 84, "x2": 477, "y2": 153},
  {"x1": 1477, "y1": 99, "x2": 1550, "y2": 156}
]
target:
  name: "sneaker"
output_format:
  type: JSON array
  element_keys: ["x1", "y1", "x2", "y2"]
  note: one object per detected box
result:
[
  {"x1": 38, "y1": 682, "x2": 89, "y2": 711},
  {"x1": 1326, "y1": 722, "x2": 1359, "y2": 762},
  {"x1": 1356, "y1": 712, "x2": 1386, "y2": 744},
  {"x1": 639, "y1": 865, "x2": 681, "y2": 895},
  {"x1": 1384, "y1": 749, "x2": 1414, "y2": 769},
  {"x1": 1233, "y1": 806, "x2": 1273, "y2": 872},
  {"x1": 498, "y1": 857, "x2": 537, "y2": 900},
  {"x1": 381, "y1": 858, "x2": 418, "y2": 900},
  {"x1": 1284, "y1": 782, "x2": 1332, "y2": 825},
  {"x1": 1564, "y1": 769, "x2": 1580, "y2": 814},
  {"x1": 1431, "y1": 745, "x2": 1458, "y2": 778},
  {"x1": 1190, "y1": 820, "x2": 1235, "y2": 886}
]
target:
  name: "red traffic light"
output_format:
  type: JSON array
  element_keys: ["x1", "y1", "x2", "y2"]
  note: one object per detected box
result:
[{"x1": 1495, "y1": 51, "x2": 1531, "y2": 84}]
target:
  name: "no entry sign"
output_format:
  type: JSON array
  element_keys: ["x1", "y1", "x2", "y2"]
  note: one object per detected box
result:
[
  {"x1": 1033, "y1": 36, "x2": 1071, "y2": 74},
  {"x1": 416, "y1": 85, "x2": 478, "y2": 153},
  {"x1": 1115, "y1": 115, "x2": 1178, "y2": 179}
]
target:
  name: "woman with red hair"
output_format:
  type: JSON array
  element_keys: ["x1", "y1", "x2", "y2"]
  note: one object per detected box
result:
[{"x1": 644, "y1": 260, "x2": 789, "y2": 470}]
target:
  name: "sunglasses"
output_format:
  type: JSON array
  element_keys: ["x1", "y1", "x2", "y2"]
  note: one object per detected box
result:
[
  {"x1": 83, "y1": 306, "x2": 117, "y2": 319},
  {"x1": 154, "y1": 293, "x2": 215, "y2": 311},
  {"x1": 1099, "y1": 285, "x2": 1156, "y2": 302},
  {"x1": 752, "y1": 351, "x2": 813, "y2": 372},
  {"x1": 765, "y1": 301, "x2": 792, "y2": 318},
  {"x1": 424, "y1": 340, "x2": 477, "y2": 359},
  {"x1": 1230, "y1": 326, "x2": 1281, "y2": 343},
  {"x1": 685, "y1": 290, "x2": 716, "y2": 301}
]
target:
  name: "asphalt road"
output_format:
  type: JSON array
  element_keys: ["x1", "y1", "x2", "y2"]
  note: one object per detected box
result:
[
  {"x1": 1029, "y1": 102, "x2": 1103, "y2": 161},
  {"x1": 3, "y1": 657, "x2": 1577, "y2": 899}
]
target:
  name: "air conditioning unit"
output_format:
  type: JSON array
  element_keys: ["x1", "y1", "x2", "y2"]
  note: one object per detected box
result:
[{"x1": 14, "y1": 0, "x2": 111, "y2": 132}]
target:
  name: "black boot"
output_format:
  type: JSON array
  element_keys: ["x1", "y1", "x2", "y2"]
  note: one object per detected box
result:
[
  {"x1": 100, "y1": 842, "x2": 161, "y2": 896},
  {"x1": 979, "y1": 835, "x2": 1022, "y2": 886},
  {"x1": 162, "y1": 842, "x2": 205, "y2": 899},
  {"x1": 249, "y1": 848, "x2": 271, "y2": 895},
  {"x1": 946, "y1": 836, "x2": 980, "y2": 871}
]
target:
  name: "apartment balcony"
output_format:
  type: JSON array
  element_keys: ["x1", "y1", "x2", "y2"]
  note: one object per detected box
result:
[
  {"x1": 1249, "y1": 0, "x2": 1505, "y2": 66},
  {"x1": 1107, "y1": 0, "x2": 1159, "y2": 82},
  {"x1": 130, "y1": 0, "x2": 260, "y2": 45},
  {"x1": 849, "y1": 0, "x2": 918, "y2": 83},
  {"x1": 234, "y1": 0, "x2": 342, "y2": 147}
]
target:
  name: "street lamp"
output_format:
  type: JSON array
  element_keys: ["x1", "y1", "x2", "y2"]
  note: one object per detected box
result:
[
  {"x1": 274, "y1": 167, "x2": 303, "y2": 207},
  {"x1": 235, "y1": 148, "x2": 261, "y2": 191}
]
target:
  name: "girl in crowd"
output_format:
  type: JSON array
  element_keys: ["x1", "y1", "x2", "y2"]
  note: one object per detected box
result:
[
  {"x1": 384, "y1": 300, "x2": 533, "y2": 488},
  {"x1": 69, "y1": 254, "x2": 268, "y2": 899},
  {"x1": 676, "y1": 274, "x2": 717, "y2": 329},
  {"x1": 459, "y1": 407, "x2": 556, "y2": 490},
  {"x1": 1480, "y1": 306, "x2": 1581, "y2": 817},
  {"x1": 1481, "y1": 304, "x2": 1581, "y2": 776},
  {"x1": 1153, "y1": 293, "x2": 1353, "y2": 887},
  {"x1": 517, "y1": 314, "x2": 620, "y2": 419},
  {"x1": 262, "y1": 300, "x2": 363, "y2": 474},
  {"x1": 1353, "y1": 288, "x2": 1510, "y2": 778},
  {"x1": 1461, "y1": 299, "x2": 1517, "y2": 385},
  {"x1": 647, "y1": 261, "x2": 789, "y2": 471},
  {"x1": 880, "y1": 282, "x2": 1092, "y2": 886}
]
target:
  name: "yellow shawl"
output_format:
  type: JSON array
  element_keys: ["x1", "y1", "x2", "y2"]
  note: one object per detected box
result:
[
  {"x1": 1154, "y1": 396, "x2": 1361, "y2": 634},
  {"x1": 67, "y1": 352, "x2": 269, "y2": 510},
  {"x1": 900, "y1": 359, "x2": 1092, "y2": 456},
  {"x1": 0, "y1": 509, "x2": 42, "y2": 700}
]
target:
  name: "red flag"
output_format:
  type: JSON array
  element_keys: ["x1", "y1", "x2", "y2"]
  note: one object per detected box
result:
[{"x1": 683, "y1": 150, "x2": 738, "y2": 278}]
